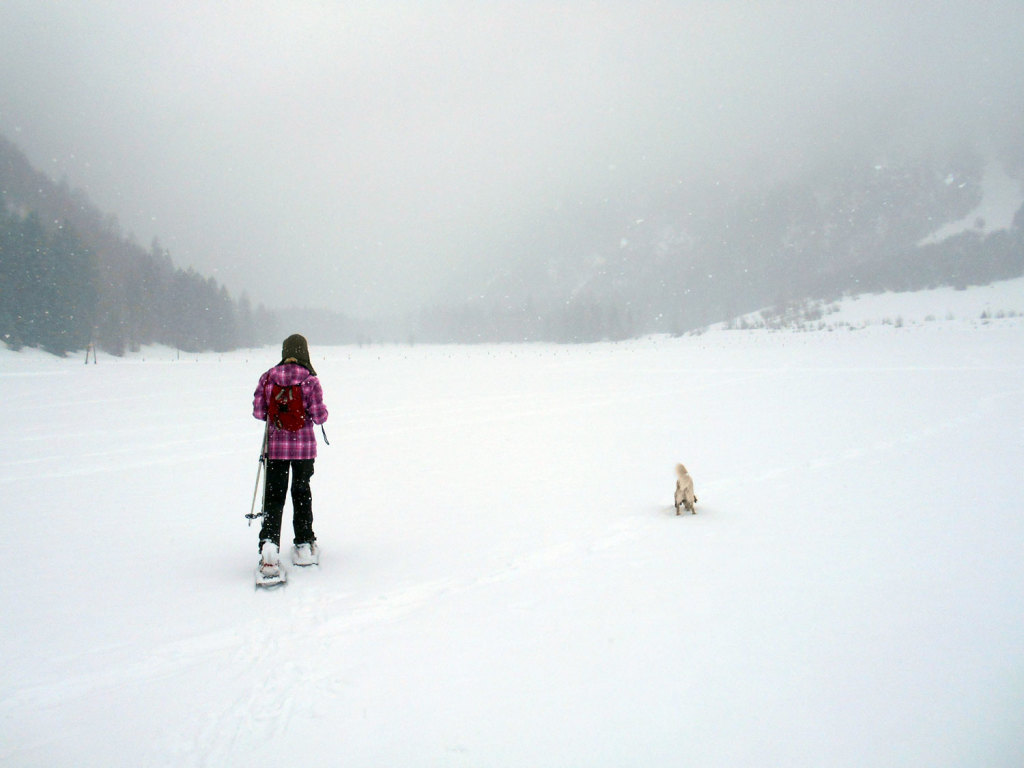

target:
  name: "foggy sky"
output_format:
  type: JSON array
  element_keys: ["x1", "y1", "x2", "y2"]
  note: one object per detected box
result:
[{"x1": 1, "y1": 1, "x2": 1022, "y2": 317}]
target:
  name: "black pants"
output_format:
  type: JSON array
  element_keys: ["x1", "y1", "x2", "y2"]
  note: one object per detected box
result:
[{"x1": 259, "y1": 459, "x2": 316, "y2": 550}]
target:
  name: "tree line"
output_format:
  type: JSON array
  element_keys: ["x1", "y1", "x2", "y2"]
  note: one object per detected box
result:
[
  {"x1": 1, "y1": 137, "x2": 277, "y2": 356},
  {"x1": 0, "y1": 206, "x2": 277, "y2": 356}
]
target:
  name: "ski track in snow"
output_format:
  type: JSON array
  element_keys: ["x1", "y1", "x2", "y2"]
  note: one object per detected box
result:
[
  {"x1": 152, "y1": 519, "x2": 670, "y2": 767},
  {"x1": 3, "y1": 512, "x2": 660, "y2": 765}
]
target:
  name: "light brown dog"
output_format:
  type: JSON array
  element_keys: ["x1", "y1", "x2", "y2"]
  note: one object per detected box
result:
[{"x1": 674, "y1": 463, "x2": 697, "y2": 515}]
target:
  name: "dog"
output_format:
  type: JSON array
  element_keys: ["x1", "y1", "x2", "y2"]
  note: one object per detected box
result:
[{"x1": 674, "y1": 463, "x2": 697, "y2": 515}]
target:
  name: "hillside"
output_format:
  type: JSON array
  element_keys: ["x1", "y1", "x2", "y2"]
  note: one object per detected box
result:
[
  {"x1": 0, "y1": 135, "x2": 276, "y2": 355},
  {"x1": 5, "y1": 130, "x2": 1022, "y2": 349},
  {"x1": 418, "y1": 150, "x2": 1024, "y2": 342}
]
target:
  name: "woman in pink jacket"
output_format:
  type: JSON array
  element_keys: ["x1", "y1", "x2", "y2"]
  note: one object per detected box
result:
[{"x1": 252, "y1": 334, "x2": 328, "y2": 577}]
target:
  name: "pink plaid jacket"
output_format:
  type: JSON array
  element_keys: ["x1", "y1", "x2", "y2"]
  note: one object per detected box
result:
[{"x1": 253, "y1": 363, "x2": 328, "y2": 460}]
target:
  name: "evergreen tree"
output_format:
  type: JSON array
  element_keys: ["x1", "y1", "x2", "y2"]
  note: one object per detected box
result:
[
  {"x1": 46, "y1": 221, "x2": 98, "y2": 354},
  {"x1": 1, "y1": 138, "x2": 273, "y2": 356}
]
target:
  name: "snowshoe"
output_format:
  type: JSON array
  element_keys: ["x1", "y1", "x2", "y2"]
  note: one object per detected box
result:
[
  {"x1": 255, "y1": 541, "x2": 286, "y2": 588},
  {"x1": 255, "y1": 565, "x2": 286, "y2": 588},
  {"x1": 291, "y1": 542, "x2": 320, "y2": 567}
]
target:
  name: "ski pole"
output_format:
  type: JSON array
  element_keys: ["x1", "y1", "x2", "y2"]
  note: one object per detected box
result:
[
  {"x1": 246, "y1": 459, "x2": 264, "y2": 524},
  {"x1": 246, "y1": 421, "x2": 270, "y2": 525}
]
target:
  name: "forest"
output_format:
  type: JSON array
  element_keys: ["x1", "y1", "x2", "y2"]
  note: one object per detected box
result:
[
  {"x1": 0, "y1": 137, "x2": 275, "y2": 356},
  {"x1": 3, "y1": 134, "x2": 1023, "y2": 353}
]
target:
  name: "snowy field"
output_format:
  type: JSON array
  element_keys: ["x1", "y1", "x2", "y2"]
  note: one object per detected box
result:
[{"x1": 2, "y1": 280, "x2": 1024, "y2": 767}]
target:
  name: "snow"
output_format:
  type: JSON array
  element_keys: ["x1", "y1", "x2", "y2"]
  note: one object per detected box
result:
[
  {"x1": 918, "y1": 162, "x2": 1024, "y2": 246},
  {"x1": 2, "y1": 280, "x2": 1024, "y2": 766},
  {"x1": 722, "y1": 275, "x2": 1024, "y2": 333},
  {"x1": 828, "y1": 275, "x2": 1024, "y2": 327}
]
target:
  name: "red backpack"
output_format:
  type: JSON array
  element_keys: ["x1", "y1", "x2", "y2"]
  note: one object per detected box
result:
[{"x1": 268, "y1": 383, "x2": 306, "y2": 431}]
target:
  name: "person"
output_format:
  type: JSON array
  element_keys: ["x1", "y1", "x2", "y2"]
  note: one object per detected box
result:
[{"x1": 252, "y1": 334, "x2": 328, "y2": 577}]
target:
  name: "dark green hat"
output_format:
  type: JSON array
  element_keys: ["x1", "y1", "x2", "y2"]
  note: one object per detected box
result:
[{"x1": 280, "y1": 333, "x2": 316, "y2": 376}]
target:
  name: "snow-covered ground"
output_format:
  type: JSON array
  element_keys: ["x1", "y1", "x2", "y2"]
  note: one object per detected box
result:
[
  {"x1": 724, "y1": 275, "x2": 1024, "y2": 333},
  {"x1": 827, "y1": 275, "x2": 1024, "y2": 329},
  {"x1": 2, "y1": 280, "x2": 1023, "y2": 767}
]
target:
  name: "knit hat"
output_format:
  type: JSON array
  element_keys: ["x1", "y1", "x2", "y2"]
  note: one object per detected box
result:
[{"x1": 279, "y1": 333, "x2": 317, "y2": 376}]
